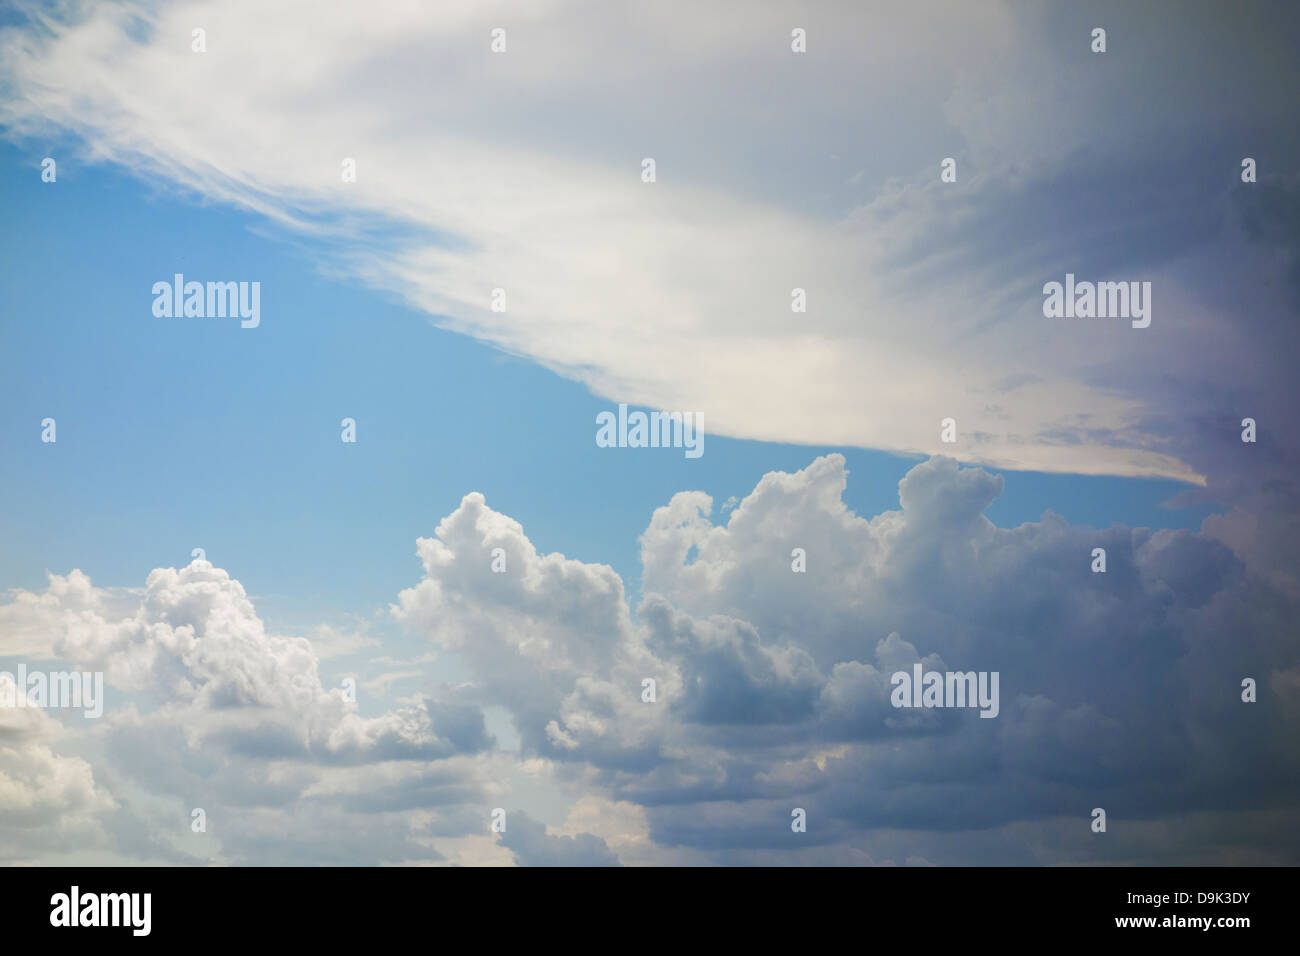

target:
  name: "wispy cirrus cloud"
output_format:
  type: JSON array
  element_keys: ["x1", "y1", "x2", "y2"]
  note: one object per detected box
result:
[{"x1": 4, "y1": 0, "x2": 1294, "y2": 484}]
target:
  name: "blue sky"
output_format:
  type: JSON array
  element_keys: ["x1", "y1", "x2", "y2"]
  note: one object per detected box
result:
[
  {"x1": 2, "y1": 0, "x2": 1298, "y2": 867},
  {"x1": 0, "y1": 139, "x2": 1221, "y2": 630}
]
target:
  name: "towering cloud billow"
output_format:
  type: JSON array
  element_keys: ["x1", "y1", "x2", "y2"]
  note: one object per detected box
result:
[
  {"x1": 393, "y1": 455, "x2": 1300, "y2": 863},
  {"x1": 5, "y1": 454, "x2": 1300, "y2": 863}
]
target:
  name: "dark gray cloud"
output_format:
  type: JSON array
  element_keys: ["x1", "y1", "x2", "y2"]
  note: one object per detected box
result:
[
  {"x1": 499, "y1": 811, "x2": 621, "y2": 867},
  {"x1": 387, "y1": 453, "x2": 1300, "y2": 862}
]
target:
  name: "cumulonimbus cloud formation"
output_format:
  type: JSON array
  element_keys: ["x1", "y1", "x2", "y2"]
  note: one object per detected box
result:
[
  {"x1": 5, "y1": 455, "x2": 1298, "y2": 864},
  {"x1": 4, "y1": 0, "x2": 1297, "y2": 485}
]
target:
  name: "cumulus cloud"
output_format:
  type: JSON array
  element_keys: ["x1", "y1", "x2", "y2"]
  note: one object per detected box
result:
[
  {"x1": 0, "y1": 569, "x2": 135, "y2": 658},
  {"x1": 498, "y1": 810, "x2": 621, "y2": 867},
  {"x1": 44, "y1": 561, "x2": 490, "y2": 765},
  {"x1": 0, "y1": 673, "x2": 117, "y2": 861},
  {"x1": 389, "y1": 454, "x2": 1300, "y2": 863},
  {"x1": 392, "y1": 491, "x2": 667, "y2": 768},
  {"x1": 0, "y1": 561, "x2": 499, "y2": 864},
  {"x1": 4, "y1": 452, "x2": 1300, "y2": 862}
]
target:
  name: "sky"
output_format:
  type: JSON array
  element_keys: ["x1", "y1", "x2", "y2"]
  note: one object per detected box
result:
[{"x1": 1, "y1": 0, "x2": 1298, "y2": 866}]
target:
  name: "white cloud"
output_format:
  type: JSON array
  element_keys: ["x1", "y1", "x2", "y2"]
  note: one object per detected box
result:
[
  {"x1": 0, "y1": 561, "x2": 499, "y2": 864},
  {"x1": 4, "y1": 452, "x2": 1300, "y2": 862},
  {"x1": 7, "y1": 0, "x2": 1294, "y2": 481},
  {"x1": 389, "y1": 454, "x2": 1300, "y2": 862},
  {"x1": 0, "y1": 673, "x2": 117, "y2": 859}
]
